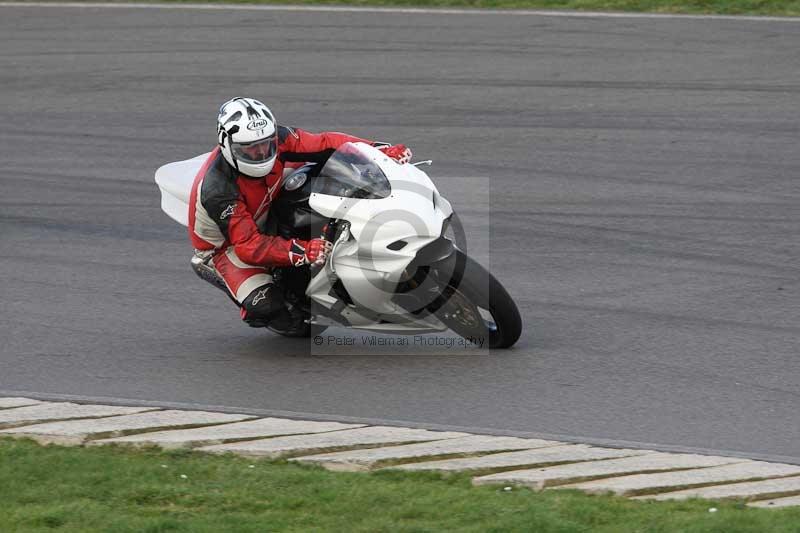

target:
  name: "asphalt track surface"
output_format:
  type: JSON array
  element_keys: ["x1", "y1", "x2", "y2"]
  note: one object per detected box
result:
[{"x1": 1, "y1": 4, "x2": 799, "y2": 463}]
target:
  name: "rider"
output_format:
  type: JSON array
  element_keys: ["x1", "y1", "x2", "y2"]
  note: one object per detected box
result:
[{"x1": 188, "y1": 97, "x2": 412, "y2": 334}]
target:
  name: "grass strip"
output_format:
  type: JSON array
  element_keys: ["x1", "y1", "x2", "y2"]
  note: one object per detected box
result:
[
  {"x1": 41, "y1": 0, "x2": 800, "y2": 17},
  {"x1": 2, "y1": 437, "x2": 800, "y2": 532}
]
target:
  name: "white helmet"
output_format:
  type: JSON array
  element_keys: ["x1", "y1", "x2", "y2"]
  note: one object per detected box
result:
[{"x1": 217, "y1": 97, "x2": 278, "y2": 178}]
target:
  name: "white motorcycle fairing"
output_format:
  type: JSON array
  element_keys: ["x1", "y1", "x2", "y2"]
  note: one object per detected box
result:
[
  {"x1": 304, "y1": 143, "x2": 454, "y2": 332},
  {"x1": 154, "y1": 152, "x2": 210, "y2": 226},
  {"x1": 154, "y1": 143, "x2": 456, "y2": 335}
]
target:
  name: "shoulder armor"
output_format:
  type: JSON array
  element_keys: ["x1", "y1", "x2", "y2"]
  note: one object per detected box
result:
[{"x1": 278, "y1": 125, "x2": 300, "y2": 143}]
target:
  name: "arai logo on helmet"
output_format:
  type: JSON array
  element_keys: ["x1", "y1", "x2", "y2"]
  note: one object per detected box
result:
[{"x1": 247, "y1": 118, "x2": 269, "y2": 131}]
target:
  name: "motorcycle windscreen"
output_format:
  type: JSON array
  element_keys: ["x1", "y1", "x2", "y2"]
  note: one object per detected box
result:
[{"x1": 312, "y1": 142, "x2": 391, "y2": 199}]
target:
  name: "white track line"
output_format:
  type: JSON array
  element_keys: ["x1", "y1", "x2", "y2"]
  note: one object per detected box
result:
[{"x1": 0, "y1": 2, "x2": 799, "y2": 22}]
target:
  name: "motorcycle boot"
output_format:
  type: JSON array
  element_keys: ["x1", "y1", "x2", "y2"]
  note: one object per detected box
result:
[{"x1": 267, "y1": 302, "x2": 311, "y2": 337}]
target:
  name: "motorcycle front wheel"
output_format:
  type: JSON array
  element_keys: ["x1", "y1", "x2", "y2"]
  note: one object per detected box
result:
[{"x1": 429, "y1": 250, "x2": 522, "y2": 349}]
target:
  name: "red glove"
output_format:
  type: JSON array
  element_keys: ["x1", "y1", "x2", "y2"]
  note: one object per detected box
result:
[
  {"x1": 289, "y1": 238, "x2": 332, "y2": 267},
  {"x1": 378, "y1": 144, "x2": 413, "y2": 165}
]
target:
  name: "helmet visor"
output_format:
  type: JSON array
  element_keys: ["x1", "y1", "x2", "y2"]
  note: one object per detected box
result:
[{"x1": 232, "y1": 136, "x2": 277, "y2": 164}]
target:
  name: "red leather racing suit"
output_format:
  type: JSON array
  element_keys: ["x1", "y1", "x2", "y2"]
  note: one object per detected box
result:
[{"x1": 188, "y1": 126, "x2": 372, "y2": 306}]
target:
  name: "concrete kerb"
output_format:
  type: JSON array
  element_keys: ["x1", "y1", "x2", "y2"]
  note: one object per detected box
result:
[
  {"x1": 560, "y1": 461, "x2": 800, "y2": 496},
  {"x1": 0, "y1": 410, "x2": 255, "y2": 446},
  {"x1": 635, "y1": 476, "x2": 800, "y2": 502},
  {"x1": 391, "y1": 444, "x2": 653, "y2": 474},
  {"x1": 198, "y1": 426, "x2": 470, "y2": 459},
  {"x1": 2, "y1": 395, "x2": 800, "y2": 508},
  {"x1": 0, "y1": 403, "x2": 157, "y2": 429},
  {"x1": 4, "y1": 389, "x2": 799, "y2": 467},
  {"x1": 289, "y1": 435, "x2": 560, "y2": 471},
  {"x1": 749, "y1": 495, "x2": 800, "y2": 508},
  {"x1": 472, "y1": 453, "x2": 744, "y2": 491},
  {"x1": 94, "y1": 418, "x2": 366, "y2": 449},
  {"x1": 0, "y1": 397, "x2": 43, "y2": 409}
]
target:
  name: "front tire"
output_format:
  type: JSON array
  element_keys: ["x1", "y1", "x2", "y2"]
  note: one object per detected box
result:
[{"x1": 430, "y1": 251, "x2": 522, "y2": 349}]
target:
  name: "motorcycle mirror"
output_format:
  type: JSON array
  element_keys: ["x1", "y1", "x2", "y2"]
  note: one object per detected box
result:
[
  {"x1": 412, "y1": 160, "x2": 433, "y2": 167},
  {"x1": 283, "y1": 172, "x2": 308, "y2": 191}
]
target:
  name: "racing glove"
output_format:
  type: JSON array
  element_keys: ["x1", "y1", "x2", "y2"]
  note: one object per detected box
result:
[
  {"x1": 289, "y1": 238, "x2": 332, "y2": 267},
  {"x1": 378, "y1": 144, "x2": 413, "y2": 165}
]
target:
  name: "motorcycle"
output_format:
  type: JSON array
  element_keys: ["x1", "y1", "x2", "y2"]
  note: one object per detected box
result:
[{"x1": 155, "y1": 142, "x2": 521, "y2": 349}]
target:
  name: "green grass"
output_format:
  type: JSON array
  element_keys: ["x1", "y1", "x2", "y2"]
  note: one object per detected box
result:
[
  {"x1": 91, "y1": 0, "x2": 800, "y2": 17},
  {"x1": 2, "y1": 438, "x2": 800, "y2": 532}
]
